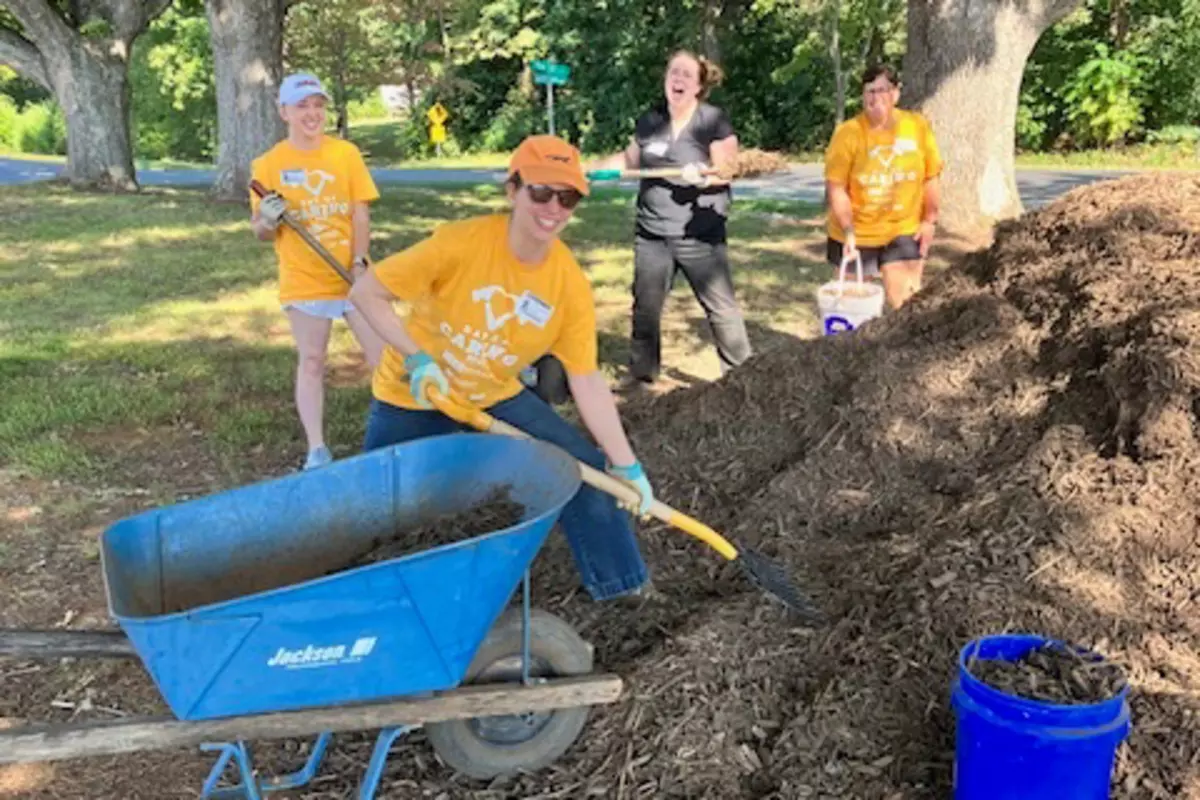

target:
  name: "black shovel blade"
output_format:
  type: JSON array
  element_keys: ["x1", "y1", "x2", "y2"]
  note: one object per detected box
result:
[{"x1": 737, "y1": 548, "x2": 825, "y2": 624}]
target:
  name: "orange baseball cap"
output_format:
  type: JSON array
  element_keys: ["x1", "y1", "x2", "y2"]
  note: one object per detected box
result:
[{"x1": 508, "y1": 135, "x2": 590, "y2": 196}]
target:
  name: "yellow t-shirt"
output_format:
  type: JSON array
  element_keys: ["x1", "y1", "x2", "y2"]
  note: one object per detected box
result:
[
  {"x1": 824, "y1": 110, "x2": 943, "y2": 247},
  {"x1": 250, "y1": 136, "x2": 380, "y2": 302},
  {"x1": 372, "y1": 214, "x2": 599, "y2": 410}
]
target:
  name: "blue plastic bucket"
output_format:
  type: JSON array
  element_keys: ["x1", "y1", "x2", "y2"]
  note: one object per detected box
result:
[{"x1": 951, "y1": 634, "x2": 1131, "y2": 800}]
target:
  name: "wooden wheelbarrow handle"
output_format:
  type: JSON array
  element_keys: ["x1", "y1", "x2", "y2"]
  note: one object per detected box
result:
[{"x1": 425, "y1": 387, "x2": 740, "y2": 562}]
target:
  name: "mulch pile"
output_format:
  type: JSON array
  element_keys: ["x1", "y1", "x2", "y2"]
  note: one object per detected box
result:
[
  {"x1": 968, "y1": 642, "x2": 1128, "y2": 705},
  {"x1": 437, "y1": 172, "x2": 1196, "y2": 799},
  {"x1": 9, "y1": 174, "x2": 1198, "y2": 799}
]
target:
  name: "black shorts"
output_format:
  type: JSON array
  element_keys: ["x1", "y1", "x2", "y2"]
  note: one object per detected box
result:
[{"x1": 826, "y1": 235, "x2": 922, "y2": 277}]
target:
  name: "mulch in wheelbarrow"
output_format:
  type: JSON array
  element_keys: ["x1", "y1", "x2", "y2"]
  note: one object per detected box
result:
[{"x1": 338, "y1": 487, "x2": 525, "y2": 571}]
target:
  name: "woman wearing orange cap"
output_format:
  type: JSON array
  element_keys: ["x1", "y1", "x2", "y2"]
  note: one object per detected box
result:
[{"x1": 348, "y1": 134, "x2": 652, "y2": 602}]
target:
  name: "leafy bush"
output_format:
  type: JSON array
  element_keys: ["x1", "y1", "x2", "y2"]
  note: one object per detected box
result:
[
  {"x1": 480, "y1": 86, "x2": 542, "y2": 152},
  {"x1": 348, "y1": 91, "x2": 390, "y2": 122},
  {"x1": 17, "y1": 101, "x2": 67, "y2": 155},
  {"x1": 1064, "y1": 45, "x2": 1144, "y2": 147},
  {"x1": 0, "y1": 95, "x2": 18, "y2": 149},
  {"x1": 1147, "y1": 125, "x2": 1200, "y2": 144},
  {"x1": 130, "y1": 4, "x2": 216, "y2": 163}
]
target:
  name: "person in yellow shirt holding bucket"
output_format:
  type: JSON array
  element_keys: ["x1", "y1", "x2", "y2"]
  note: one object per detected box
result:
[
  {"x1": 250, "y1": 73, "x2": 385, "y2": 470},
  {"x1": 348, "y1": 135, "x2": 653, "y2": 602},
  {"x1": 824, "y1": 64, "x2": 944, "y2": 310}
]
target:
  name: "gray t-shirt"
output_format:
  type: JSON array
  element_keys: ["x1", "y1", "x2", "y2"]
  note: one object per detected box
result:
[{"x1": 634, "y1": 102, "x2": 735, "y2": 242}]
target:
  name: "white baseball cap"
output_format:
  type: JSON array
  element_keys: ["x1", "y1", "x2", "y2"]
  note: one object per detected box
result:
[{"x1": 278, "y1": 73, "x2": 330, "y2": 106}]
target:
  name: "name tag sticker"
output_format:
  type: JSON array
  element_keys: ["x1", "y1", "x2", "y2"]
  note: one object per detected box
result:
[
  {"x1": 516, "y1": 292, "x2": 553, "y2": 328},
  {"x1": 644, "y1": 140, "x2": 669, "y2": 157},
  {"x1": 281, "y1": 169, "x2": 305, "y2": 187}
]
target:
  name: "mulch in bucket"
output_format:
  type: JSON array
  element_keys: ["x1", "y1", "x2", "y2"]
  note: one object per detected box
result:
[
  {"x1": 969, "y1": 641, "x2": 1128, "y2": 705},
  {"x1": 816, "y1": 254, "x2": 885, "y2": 335}
]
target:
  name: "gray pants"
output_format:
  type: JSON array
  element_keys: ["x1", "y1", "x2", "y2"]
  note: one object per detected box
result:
[{"x1": 630, "y1": 234, "x2": 751, "y2": 381}]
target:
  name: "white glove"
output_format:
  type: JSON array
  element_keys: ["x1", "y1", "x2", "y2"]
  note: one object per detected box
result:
[
  {"x1": 258, "y1": 193, "x2": 288, "y2": 229},
  {"x1": 680, "y1": 162, "x2": 709, "y2": 187}
]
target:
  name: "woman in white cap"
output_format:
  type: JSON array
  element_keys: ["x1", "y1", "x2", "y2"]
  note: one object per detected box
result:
[{"x1": 249, "y1": 73, "x2": 385, "y2": 470}]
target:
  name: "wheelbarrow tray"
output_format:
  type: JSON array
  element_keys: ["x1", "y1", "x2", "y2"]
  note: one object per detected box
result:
[{"x1": 99, "y1": 433, "x2": 581, "y2": 722}]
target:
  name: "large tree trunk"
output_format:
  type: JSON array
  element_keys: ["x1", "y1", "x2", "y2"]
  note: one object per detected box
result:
[
  {"x1": 0, "y1": 0, "x2": 167, "y2": 191},
  {"x1": 206, "y1": 0, "x2": 286, "y2": 201},
  {"x1": 53, "y1": 47, "x2": 137, "y2": 190},
  {"x1": 902, "y1": 0, "x2": 1080, "y2": 238}
]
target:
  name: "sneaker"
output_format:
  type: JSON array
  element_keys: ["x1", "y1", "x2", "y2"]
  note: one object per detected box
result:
[
  {"x1": 615, "y1": 373, "x2": 654, "y2": 394},
  {"x1": 303, "y1": 445, "x2": 333, "y2": 470},
  {"x1": 610, "y1": 580, "x2": 658, "y2": 608}
]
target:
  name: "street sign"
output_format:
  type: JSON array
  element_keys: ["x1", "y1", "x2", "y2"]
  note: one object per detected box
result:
[
  {"x1": 531, "y1": 59, "x2": 570, "y2": 86},
  {"x1": 426, "y1": 103, "x2": 449, "y2": 156},
  {"x1": 530, "y1": 60, "x2": 570, "y2": 135}
]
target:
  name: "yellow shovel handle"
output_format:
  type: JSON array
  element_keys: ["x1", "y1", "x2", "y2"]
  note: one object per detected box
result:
[{"x1": 427, "y1": 387, "x2": 741, "y2": 562}]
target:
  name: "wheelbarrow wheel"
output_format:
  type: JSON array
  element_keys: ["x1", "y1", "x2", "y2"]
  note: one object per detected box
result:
[{"x1": 426, "y1": 607, "x2": 593, "y2": 780}]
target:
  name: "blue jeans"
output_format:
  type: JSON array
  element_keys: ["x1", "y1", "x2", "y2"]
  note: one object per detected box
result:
[{"x1": 363, "y1": 391, "x2": 649, "y2": 601}]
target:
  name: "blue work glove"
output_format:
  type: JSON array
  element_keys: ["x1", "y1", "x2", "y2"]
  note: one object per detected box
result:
[
  {"x1": 608, "y1": 460, "x2": 654, "y2": 517},
  {"x1": 404, "y1": 351, "x2": 449, "y2": 408}
]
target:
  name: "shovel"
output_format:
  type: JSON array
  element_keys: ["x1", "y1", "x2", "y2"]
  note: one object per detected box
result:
[
  {"x1": 247, "y1": 180, "x2": 823, "y2": 621},
  {"x1": 586, "y1": 167, "x2": 720, "y2": 182},
  {"x1": 425, "y1": 387, "x2": 822, "y2": 621}
]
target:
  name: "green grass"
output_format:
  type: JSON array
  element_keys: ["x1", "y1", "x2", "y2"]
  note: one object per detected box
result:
[
  {"x1": 1, "y1": 183, "x2": 823, "y2": 484},
  {"x1": 0, "y1": 147, "x2": 210, "y2": 170},
  {"x1": 1015, "y1": 142, "x2": 1200, "y2": 170}
]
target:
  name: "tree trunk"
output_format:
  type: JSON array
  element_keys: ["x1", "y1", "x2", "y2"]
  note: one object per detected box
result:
[
  {"x1": 866, "y1": 26, "x2": 886, "y2": 66},
  {"x1": 206, "y1": 0, "x2": 286, "y2": 201},
  {"x1": 701, "y1": 0, "x2": 722, "y2": 63},
  {"x1": 902, "y1": 0, "x2": 1081, "y2": 238},
  {"x1": 829, "y1": 0, "x2": 846, "y2": 125},
  {"x1": 1110, "y1": 0, "x2": 1128, "y2": 48},
  {"x1": 53, "y1": 47, "x2": 137, "y2": 190},
  {"x1": 0, "y1": 0, "x2": 159, "y2": 192},
  {"x1": 335, "y1": 62, "x2": 349, "y2": 139}
]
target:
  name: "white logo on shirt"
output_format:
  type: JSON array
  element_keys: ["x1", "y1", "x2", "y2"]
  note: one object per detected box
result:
[
  {"x1": 867, "y1": 138, "x2": 918, "y2": 169},
  {"x1": 279, "y1": 168, "x2": 336, "y2": 196}
]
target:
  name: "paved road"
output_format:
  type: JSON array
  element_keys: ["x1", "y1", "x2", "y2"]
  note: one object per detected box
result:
[{"x1": 0, "y1": 156, "x2": 1133, "y2": 209}]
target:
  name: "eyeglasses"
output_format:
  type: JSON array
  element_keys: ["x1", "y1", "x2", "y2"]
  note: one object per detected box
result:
[{"x1": 526, "y1": 184, "x2": 583, "y2": 210}]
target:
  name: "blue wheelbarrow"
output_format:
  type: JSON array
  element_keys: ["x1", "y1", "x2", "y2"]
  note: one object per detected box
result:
[{"x1": 0, "y1": 433, "x2": 623, "y2": 798}]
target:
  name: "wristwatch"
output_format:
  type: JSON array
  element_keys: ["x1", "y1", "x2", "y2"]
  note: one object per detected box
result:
[{"x1": 352, "y1": 256, "x2": 370, "y2": 270}]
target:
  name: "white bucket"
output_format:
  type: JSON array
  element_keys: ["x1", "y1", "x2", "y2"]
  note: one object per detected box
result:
[{"x1": 815, "y1": 254, "x2": 885, "y2": 336}]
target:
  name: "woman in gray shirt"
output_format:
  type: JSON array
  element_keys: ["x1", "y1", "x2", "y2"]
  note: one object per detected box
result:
[{"x1": 591, "y1": 49, "x2": 752, "y2": 389}]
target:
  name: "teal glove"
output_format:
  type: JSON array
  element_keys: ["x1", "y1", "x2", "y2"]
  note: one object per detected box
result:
[
  {"x1": 404, "y1": 351, "x2": 449, "y2": 408},
  {"x1": 608, "y1": 460, "x2": 654, "y2": 516}
]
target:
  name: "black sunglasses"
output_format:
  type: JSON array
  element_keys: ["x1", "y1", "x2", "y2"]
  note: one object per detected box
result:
[{"x1": 525, "y1": 183, "x2": 583, "y2": 210}]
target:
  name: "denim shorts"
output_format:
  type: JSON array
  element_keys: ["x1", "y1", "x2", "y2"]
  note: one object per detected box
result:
[{"x1": 282, "y1": 299, "x2": 355, "y2": 320}]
